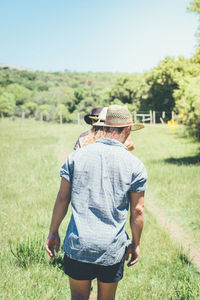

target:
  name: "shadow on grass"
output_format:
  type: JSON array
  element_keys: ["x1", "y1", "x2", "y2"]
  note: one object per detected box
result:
[
  {"x1": 49, "y1": 254, "x2": 65, "y2": 271},
  {"x1": 165, "y1": 155, "x2": 200, "y2": 165},
  {"x1": 179, "y1": 252, "x2": 200, "y2": 275},
  {"x1": 179, "y1": 252, "x2": 192, "y2": 266}
]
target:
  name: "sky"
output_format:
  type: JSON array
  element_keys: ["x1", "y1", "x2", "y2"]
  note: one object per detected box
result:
[{"x1": 0, "y1": 0, "x2": 199, "y2": 73}]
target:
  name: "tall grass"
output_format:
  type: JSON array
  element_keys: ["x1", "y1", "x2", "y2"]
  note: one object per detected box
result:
[{"x1": 0, "y1": 119, "x2": 200, "y2": 299}]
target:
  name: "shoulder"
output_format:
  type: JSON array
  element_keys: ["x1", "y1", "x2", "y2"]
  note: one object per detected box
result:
[
  {"x1": 121, "y1": 150, "x2": 147, "y2": 173},
  {"x1": 74, "y1": 130, "x2": 90, "y2": 150},
  {"x1": 78, "y1": 130, "x2": 90, "y2": 139}
]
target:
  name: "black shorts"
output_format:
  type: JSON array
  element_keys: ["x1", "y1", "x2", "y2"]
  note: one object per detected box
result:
[{"x1": 63, "y1": 253, "x2": 125, "y2": 283}]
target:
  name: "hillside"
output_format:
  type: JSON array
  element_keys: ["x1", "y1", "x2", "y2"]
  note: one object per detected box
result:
[{"x1": 0, "y1": 57, "x2": 200, "y2": 138}]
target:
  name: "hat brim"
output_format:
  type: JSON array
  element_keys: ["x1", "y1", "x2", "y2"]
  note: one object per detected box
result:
[
  {"x1": 84, "y1": 114, "x2": 96, "y2": 125},
  {"x1": 84, "y1": 115, "x2": 101, "y2": 124},
  {"x1": 89, "y1": 116, "x2": 99, "y2": 120},
  {"x1": 93, "y1": 118, "x2": 106, "y2": 126},
  {"x1": 103, "y1": 123, "x2": 145, "y2": 131},
  {"x1": 131, "y1": 123, "x2": 145, "y2": 131}
]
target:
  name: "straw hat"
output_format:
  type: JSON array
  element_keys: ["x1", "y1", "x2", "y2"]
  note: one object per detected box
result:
[
  {"x1": 103, "y1": 105, "x2": 144, "y2": 131},
  {"x1": 84, "y1": 107, "x2": 103, "y2": 125}
]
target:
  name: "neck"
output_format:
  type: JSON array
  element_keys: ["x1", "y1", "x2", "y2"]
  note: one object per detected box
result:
[{"x1": 104, "y1": 131, "x2": 127, "y2": 144}]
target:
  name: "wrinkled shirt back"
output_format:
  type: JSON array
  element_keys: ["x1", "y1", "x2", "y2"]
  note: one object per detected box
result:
[{"x1": 60, "y1": 138, "x2": 147, "y2": 266}]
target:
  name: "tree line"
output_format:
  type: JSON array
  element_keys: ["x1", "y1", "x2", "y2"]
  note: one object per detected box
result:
[{"x1": 0, "y1": 0, "x2": 200, "y2": 138}]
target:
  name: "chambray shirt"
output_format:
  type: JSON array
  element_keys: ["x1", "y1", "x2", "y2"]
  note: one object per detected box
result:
[{"x1": 60, "y1": 138, "x2": 147, "y2": 266}]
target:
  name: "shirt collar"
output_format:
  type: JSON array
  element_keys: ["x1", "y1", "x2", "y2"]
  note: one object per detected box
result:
[{"x1": 96, "y1": 137, "x2": 127, "y2": 149}]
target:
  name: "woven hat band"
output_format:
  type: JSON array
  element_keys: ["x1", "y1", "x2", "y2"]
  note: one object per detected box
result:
[{"x1": 105, "y1": 121, "x2": 133, "y2": 126}]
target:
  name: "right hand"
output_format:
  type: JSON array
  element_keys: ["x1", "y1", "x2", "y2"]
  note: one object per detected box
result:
[{"x1": 46, "y1": 232, "x2": 60, "y2": 259}]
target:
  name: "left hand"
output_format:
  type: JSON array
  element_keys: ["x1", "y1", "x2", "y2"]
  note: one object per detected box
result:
[
  {"x1": 46, "y1": 232, "x2": 60, "y2": 259},
  {"x1": 125, "y1": 243, "x2": 140, "y2": 267}
]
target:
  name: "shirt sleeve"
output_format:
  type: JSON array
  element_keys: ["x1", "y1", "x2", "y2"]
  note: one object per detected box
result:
[
  {"x1": 60, "y1": 154, "x2": 74, "y2": 183},
  {"x1": 129, "y1": 161, "x2": 147, "y2": 193},
  {"x1": 74, "y1": 138, "x2": 81, "y2": 150},
  {"x1": 74, "y1": 131, "x2": 90, "y2": 150}
]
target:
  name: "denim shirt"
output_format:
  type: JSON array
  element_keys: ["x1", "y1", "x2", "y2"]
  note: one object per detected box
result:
[{"x1": 60, "y1": 138, "x2": 147, "y2": 266}]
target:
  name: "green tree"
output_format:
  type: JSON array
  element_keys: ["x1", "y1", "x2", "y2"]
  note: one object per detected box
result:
[
  {"x1": 78, "y1": 97, "x2": 94, "y2": 114},
  {"x1": 49, "y1": 86, "x2": 74, "y2": 106},
  {"x1": 66, "y1": 89, "x2": 84, "y2": 113},
  {"x1": 0, "y1": 92, "x2": 16, "y2": 116},
  {"x1": 6, "y1": 84, "x2": 31, "y2": 105},
  {"x1": 174, "y1": 76, "x2": 200, "y2": 138},
  {"x1": 23, "y1": 102, "x2": 38, "y2": 116},
  {"x1": 109, "y1": 76, "x2": 132, "y2": 104},
  {"x1": 188, "y1": 0, "x2": 200, "y2": 63},
  {"x1": 111, "y1": 98, "x2": 124, "y2": 106},
  {"x1": 37, "y1": 104, "x2": 51, "y2": 121},
  {"x1": 55, "y1": 104, "x2": 69, "y2": 123},
  {"x1": 188, "y1": 0, "x2": 200, "y2": 14},
  {"x1": 108, "y1": 74, "x2": 147, "y2": 110},
  {"x1": 140, "y1": 56, "x2": 200, "y2": 113},
  {"x1": 192, "y1": 45, "x2": 200, "y2": 63},
  {"x1": 0, "y1": 68, "x2": 14, "y2": 86},
  {"x1": 74, "y1": 89, "x2": 84, "y2": 105}
]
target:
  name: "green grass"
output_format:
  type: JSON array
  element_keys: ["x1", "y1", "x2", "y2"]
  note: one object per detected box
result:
[
  {"x1": 0, "y1": 119, "x2": 200, "y2": 300},
  {"x1": 133, "y1": 125, "x2": 200, "y2": 246}
]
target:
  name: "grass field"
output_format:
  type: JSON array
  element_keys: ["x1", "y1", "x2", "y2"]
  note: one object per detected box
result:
[
  {"x1": 0, "y1": 119, "x2": 200, "y2": 299},
  {"x1": 133, "y1": 124, "x2": 200, "y2": 247}
]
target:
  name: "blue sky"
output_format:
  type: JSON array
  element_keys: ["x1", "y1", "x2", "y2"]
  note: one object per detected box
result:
[{"x1": 0, "y1": 0, "x2": 198, "y2": 73}]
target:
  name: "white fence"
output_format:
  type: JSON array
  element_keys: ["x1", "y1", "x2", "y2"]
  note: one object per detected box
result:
[
  {"x1": 4, "y1": 110, "x2": 176, "y2": 125},
  {"x1": 133, "y1": 110, "x2": 175, "y2": 124}
]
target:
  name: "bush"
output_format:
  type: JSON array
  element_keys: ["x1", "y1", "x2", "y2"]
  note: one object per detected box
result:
[
  {"x1": 55, "y1": 104, "x2": 69, "y2": 123},
  {"x1": 0, "y1": 92, "x2": 16, "y2": 116},
  {"x1": 174, "y1": 76, "x2": 200, "y2": 139},
  {"x1": 22, "y1": 101, "x2": 38, "y2": 117}
]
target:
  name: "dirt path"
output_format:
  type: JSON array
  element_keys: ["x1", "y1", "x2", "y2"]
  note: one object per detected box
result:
[{"x1": 147, "y1": 201, "x2": 200, "y2": 271}]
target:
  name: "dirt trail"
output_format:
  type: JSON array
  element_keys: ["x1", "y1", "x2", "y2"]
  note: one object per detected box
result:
[
  {"x1": 147, "y1": 201, "x2": 200, "y2": 271},
  {"x1": 89, "y1": 201, "x2": 200, "y2": 299}
]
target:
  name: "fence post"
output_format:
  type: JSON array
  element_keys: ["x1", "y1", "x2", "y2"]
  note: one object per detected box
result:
[
  {"x1": 153, "y1": 111, "x2": 156, "y2": 124},
  {"x1": 60, "y1": 112, "x2": 63, "y2": 124},
  {"x1": 171, "y1": 111, "x2": 175, "y2": 121},
  {"x1": 40, "y1": 112, "x2": 43, "y2": 122},
  {"x1": 149, "y1": 110, "x2": 152, "y2": 124},
  {"x1": 20, "y1": 111, "x2": 25, "y2": 126},
  {"x1": 142, "y1": 115, "x2": 145, "y2": 123},
  {"x1": 162, "y1": 111, "x2": 166, "y2": 119},
  {"x1": 160, "y1": 117, "x2": 165, "y2": 124},
  {"x1": 133, "y1": 111, "x2": 137, "y2": 123},
  {"x1": 77, "y1": 112, "x2": 80, "y2": 125}
]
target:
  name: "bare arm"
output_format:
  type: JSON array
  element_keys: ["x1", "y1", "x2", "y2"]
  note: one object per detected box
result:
[
  {"x1": 126, "y1": 191, "x2": 145, "y2": 267},
  {"x1": 46, "y1": 178, "x2": 71, "y2": 258}
]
